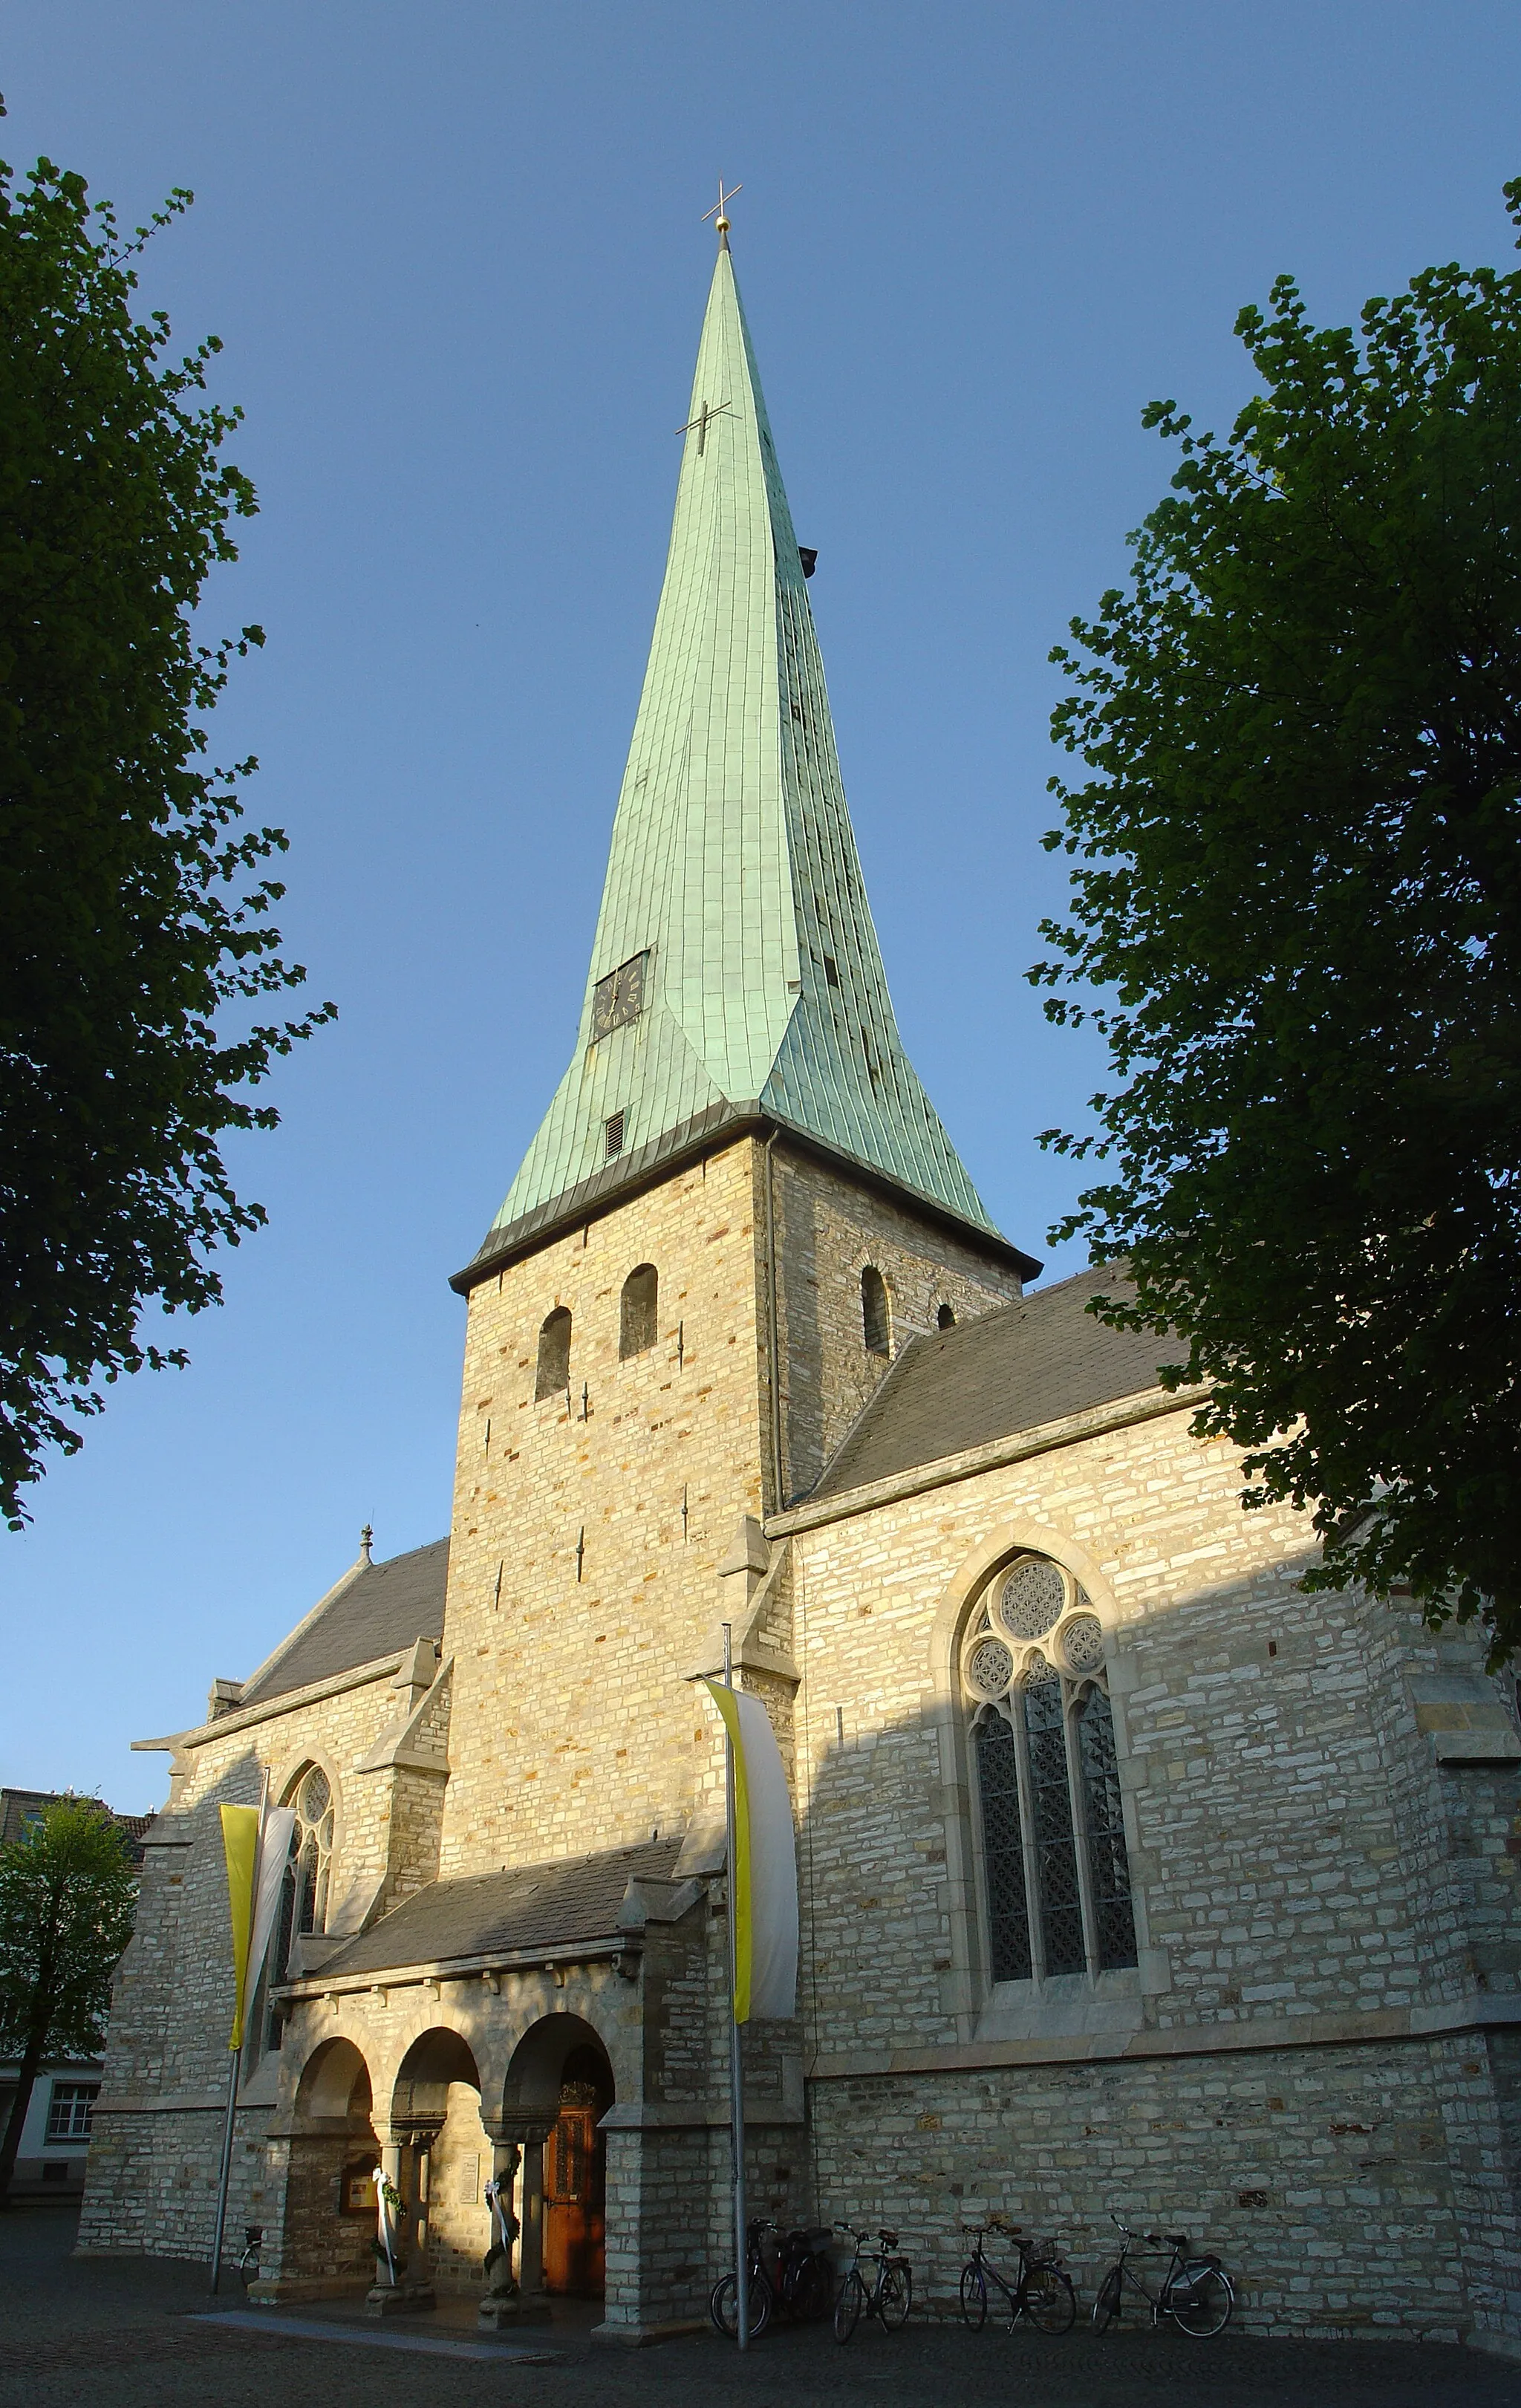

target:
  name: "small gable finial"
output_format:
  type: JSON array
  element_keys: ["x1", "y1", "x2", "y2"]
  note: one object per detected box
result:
[
  {"x1": 703, "y1": 176, "x2": 742, "y2": 250},
  {"x1": 359, "y1": 1523, "x2": 374, "y2": 1564}
]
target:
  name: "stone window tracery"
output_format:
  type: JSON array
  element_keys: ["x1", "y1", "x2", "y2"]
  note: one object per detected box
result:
[
  {"x1": 268, "y1": 1761, "x2": 336, "y2": 2036},
  {"x1": 963, "y1": 1555, "x2": 1138, "y2": 1985}
]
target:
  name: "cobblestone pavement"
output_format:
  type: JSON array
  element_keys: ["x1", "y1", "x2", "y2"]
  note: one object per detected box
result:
[{"x1": 6, "y1": 2210, "x2": 1521, "y2": 2408}]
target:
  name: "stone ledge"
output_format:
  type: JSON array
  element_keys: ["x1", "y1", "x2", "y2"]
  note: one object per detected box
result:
[
  {"x1": 590, "y1": 2317, "x2": 708, "y2": 2347},
  {"x1": 807, "y1": 1988, "x2": 1521, "y2": 2080}
]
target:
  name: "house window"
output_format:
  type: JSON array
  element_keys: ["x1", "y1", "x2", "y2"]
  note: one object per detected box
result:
[
  {"x1": 619, "y1": 1264, "x2": 658, "y2": 1358},
  {"x1": 963, "y1": 1555, "x2": 1137, "y2": 1984},
  {"x1": 590, "y1": 951, "x2": 648, "y2": 1041},
  {"x1": 535, "y1": 1306, "x2": 572, "y2": 1400},
  {"x1": 45, "y1": 2083, "x2": 98, "y2": 2142},
  {"x1": 861, "y1": 1266, "x2": 890, "y2": 1358}
]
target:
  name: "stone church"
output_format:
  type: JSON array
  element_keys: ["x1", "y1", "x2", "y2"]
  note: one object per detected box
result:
[{"x1": 81, "y1": 223, "x2": 1521, "y2": 2357}]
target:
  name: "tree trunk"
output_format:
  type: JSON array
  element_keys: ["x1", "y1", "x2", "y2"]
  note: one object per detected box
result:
[{"x1": 0, "y1": 1994, "x2": 53, "y2": 2204}]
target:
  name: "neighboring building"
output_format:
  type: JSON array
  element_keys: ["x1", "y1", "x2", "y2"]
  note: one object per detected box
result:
[
  {"x1": 79, "y1": 226, "x2": 1521, "y2": 2355},
  {"x1": 0, "y1": 1790, "x2": 149, "y2": 2202}
]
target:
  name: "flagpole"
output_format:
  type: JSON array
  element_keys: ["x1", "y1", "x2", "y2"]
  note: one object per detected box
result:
[
  {"x1": 211, "y1": 1770, "x2": 269, "y2": 2294},
  {"x1": 723, "y1": 1622, "x2": 749, "y2": 2352}
]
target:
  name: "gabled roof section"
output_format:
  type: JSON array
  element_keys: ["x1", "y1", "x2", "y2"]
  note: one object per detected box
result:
[
  {"x1": 807, "y1": 1269, "x2": 1188, "y2": 1502},
  {"x1": 308, "y1": 1838, "x2": 685, "y2": 1982},
  {"x1": 459, "y1": 235, "x2": 1017, "y2": 1286},
  {"x1": 240, "y1": 1537, "x2": 449, "y2": 1708}
]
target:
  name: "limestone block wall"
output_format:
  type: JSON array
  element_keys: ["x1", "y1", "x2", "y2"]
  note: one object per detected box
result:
[
  {"x1": 79, "y1": 1656, "x2": 447, "y2": 2258},
  {"x1": 769, "y1": 1145, "x2": 1023, "y2": 1505},
  {"x1": 783, "y1": 1399, "x2": 1520, "y2": 2058},
  {"x1": 439, "y1": 1139, "x2": 769, "y2": 1878}
]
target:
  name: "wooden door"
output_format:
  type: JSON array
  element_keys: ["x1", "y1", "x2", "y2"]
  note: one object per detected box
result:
[{"x1": 542, "y1": 2094, "x2": 605, "y2": 2295}]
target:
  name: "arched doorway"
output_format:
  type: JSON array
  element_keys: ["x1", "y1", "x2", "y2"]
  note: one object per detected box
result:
[
  {"x1": 388, "y1": 2028, "x2": 487, "y2": 2295},
  {"x1": 501, "y1": 2015, "x2": 616, "y2": 2300},
  {"x1": 279, "y1": 2036, "x2": 379, "y2": 2292}
]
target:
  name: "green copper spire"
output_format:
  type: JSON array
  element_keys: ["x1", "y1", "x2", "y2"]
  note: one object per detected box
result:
[{"x1": 468, "y1": 233, "x2": 1012, "y2": 1272}]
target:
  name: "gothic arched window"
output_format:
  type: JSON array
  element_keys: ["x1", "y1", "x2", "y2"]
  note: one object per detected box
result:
[
  {"x1": 535, "y1": 1306, "x2": 572, "y2": 1400},
  {"x1": 963, "y1": 1555, "x2": 1137, "y2": 1985},
  {"x1": 937, "y1": 1303, "x2": 956, "y2": 1331},
  {"x1": 619, "y1": 1264, "x2": 658, "y2": 1358},
  {"x1": 266, "y1": 1761, "x2": 336, "y2": 2049},
  {"x1": 862, "y1": 1266, "x2": 890, "y2": 1358}
]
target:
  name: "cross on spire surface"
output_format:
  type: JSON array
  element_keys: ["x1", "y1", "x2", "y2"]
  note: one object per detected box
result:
[{"x1": 702, "y1": 178, "x2": 742, "y2": 248}]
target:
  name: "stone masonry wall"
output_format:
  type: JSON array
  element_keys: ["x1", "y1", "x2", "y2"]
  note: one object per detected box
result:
[
  {"x1": 79, "y1": 1656, "x2": 447, "y2": 2259},
  {"x1": 805, "y1": 2030, "x2": 1508, "y2": 2340},
  {"x1": 438, "y1": 1135, "x2": 1015, "y2": 1881},
  {"x1": 769, "y1": 1144, "x2": 1023, "y2": 1506}
]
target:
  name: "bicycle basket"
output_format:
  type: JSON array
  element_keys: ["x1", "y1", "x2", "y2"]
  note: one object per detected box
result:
[{"x1": 1026, "y1": 2237, "x2": 1060, "y2": 2265}]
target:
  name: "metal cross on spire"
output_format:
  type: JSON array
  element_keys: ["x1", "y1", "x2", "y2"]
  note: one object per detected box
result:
[
  {"x1": 675, "y1": 396, "x2": 733, "y2": 455},
  {"x1": 703, "y1": 177, "x2": 742, "y2": 247}
]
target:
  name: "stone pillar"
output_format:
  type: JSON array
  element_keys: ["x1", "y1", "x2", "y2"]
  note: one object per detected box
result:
[
  {"x1": 478, "y1": 2134, "x2": 529, "y2": 2330},
  {"x1": 365, "y1": 2132, "x2": 437, "y2": 2317},
  {"x1": 478, "y1": 2116, "x2": 553, "y2": 2323},
  {"x1": 410, "y1": 2136, "x2": 434, "y2": 2289}
]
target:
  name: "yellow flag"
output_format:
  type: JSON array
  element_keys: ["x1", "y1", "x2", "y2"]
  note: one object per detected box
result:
[
  {"x1": 702, "y1": 1682, "x2": 798, "y2": 2024},
  {"x1": 219, "y1": 1803, "x2": 260, "y2": 2052}
]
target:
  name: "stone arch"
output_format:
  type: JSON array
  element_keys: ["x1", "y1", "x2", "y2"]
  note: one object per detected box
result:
[
  {"x1": 861, "y1": 1263, "x2": 890, "y2": 1358},
  {"x1": 500, "y1": 2014, "x2": 616, "y2": 2300},
  {"x1": 390, "y1": 2025, "x2": 481, "y2": 2135},
  {"x1": 276, "y1": 2029, "x2": 381, "y2": 2292},
  {"x1": 294, "y1": 2032, "x2": 373, "y2": 2125}
]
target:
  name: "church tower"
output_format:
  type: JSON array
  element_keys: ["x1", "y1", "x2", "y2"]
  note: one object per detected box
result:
[{"x1": 437, "y1": 221, "x2": 1036, "y2": 1878}]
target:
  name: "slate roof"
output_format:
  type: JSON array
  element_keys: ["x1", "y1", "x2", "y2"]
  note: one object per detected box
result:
[
  {"x1": 241, "y1": 1538, "x2": 449, "y2": 1708},
  {"x1": 461, "y1": 233, "x2": 1023, "y2": 1286},
  {"x1": 807, "y1": 1267, "x2": 1190, "y2": 1503},
  {"x1": 312, "y1": 1838, "x2": 685, "y2": 1980}
]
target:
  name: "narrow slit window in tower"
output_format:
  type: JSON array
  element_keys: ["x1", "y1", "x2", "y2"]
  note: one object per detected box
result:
[
  {"x1": 862, "y1": 1266, "x2": 890, "y2": 1358},
  {"x1": 619, "y1": 1264, "x2": 659, "y2": 1359},
  {"x1": 535, "y1": 1306, "x2": 572, "y2": 1400}
]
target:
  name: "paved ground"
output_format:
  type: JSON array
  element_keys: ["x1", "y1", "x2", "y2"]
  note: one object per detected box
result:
[{"x1": 4, "y1": 2208, "x2": 1521, "y2": 2408}]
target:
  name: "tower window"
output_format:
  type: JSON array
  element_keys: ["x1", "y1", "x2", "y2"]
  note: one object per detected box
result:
[
  {"x1": 861, "y1": 1266, "x2": 890, "y2": 1358},
  {"x1": 535, "y1": 1306, "x2": 572, "y2": 1399},
  {"x1": 590, "y1": 951, "x2": 648, "y2": 1041},
  {"x1": 604, "y1": 1110, "x2": 626, "y2": 1159},
  {"x1": 937, "y1": 1303, "x2": 956, "y2": 1331},
  {"x1": 824, "y1": 954, "x2": 840, "y2": 989},
  {"x1": 619, "y1": 1264, "x2": 659, "y2": 1358},
  {"x1": 963, "y1": 1559, "x2": 1137, "y2": 1987}
]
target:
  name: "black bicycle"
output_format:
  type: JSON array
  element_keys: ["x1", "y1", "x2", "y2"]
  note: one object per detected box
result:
[
  {"x1": 710, "y1": 2218, "x2": 833, "y2": 2337},
  {"x1": 1091, "y1": 2216, "x2": 1234, "y2": 2337},
  {"x1": 833, "y1": 2222, "x2": 913, "y2": 2342},
  {"x1": 959, "y1": 2216, "x2": 1076, "y2": 2334},
  {"x1": 235, "y1": 2224, "x2": 263, "y2": 2290}
]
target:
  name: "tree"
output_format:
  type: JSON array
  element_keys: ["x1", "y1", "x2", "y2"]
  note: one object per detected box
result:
[
  {"x1": 0, "y1": 134, "x2": 333, "y2": 1528},
  {"x1": 0, "y1": 1796, "x2": 137, "y2": 2201},
  {"x1": 1033, "y1": 178, "x2": 1521, "y2": 1656}
]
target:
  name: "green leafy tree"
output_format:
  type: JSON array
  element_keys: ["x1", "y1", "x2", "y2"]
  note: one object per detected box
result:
[
  {"x1": 0, "y1": 131, "x2": 333, "y2": 1528},
  {"x1": 1034, "y1": 178, "x2": 1521, "y2": 1655},
  {"x1": 0, "y1": 1797, "x2": 137, "y2": 2201}
]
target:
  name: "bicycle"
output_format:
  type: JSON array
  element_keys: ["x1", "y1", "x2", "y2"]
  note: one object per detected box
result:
[
  {"x1": 710, "y1": 2219, "x2": 834, "y2": 2337},
  {"x1": 832, "y1": 2222, "x2": 912, "y2": 2343},
  {"x1": 235, "y1": 2224, "x2": 263, "y2": 2291},
  {"x1": 1090, "y1": 2216, "x2": 1234, "y2": 2337},
  {"x1": 959, "y1": 2216, "x2": 1075, "y2": 2334}
]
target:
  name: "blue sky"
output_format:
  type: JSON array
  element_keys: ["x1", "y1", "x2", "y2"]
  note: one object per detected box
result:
[{"x1": 4, "y1": 1, "x2": 1520, "y2": 1809}]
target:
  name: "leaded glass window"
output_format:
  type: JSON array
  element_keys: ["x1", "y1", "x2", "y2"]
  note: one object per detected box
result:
[
  {"x1": 974, "y1": 1713, "x2": 1031, "y2": 1981},
  {"x1": 267, "y1": 1762, "x2": 336, "y2": 2045},
  {"x1": 964, "y1": 1555, "x2": 1139, "y2": 1984}
]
